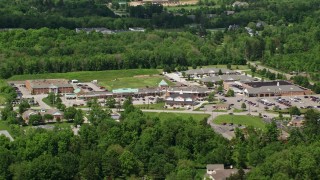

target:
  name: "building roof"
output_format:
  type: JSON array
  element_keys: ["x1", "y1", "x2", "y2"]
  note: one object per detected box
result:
[
  {"x1": 244, "y1": 81, "x2": 293, "y2": 88},
  {"x1": 112, "y1": 88, "x2": 139, "y2": 94},
  {"x1": 245, "y1": 85, "x2": 305, "y2": 94},
  {"x1": 186, "y1": 68, "x2": 236, "y2": 75},
  {"x1": 159, "y1": 80, "x2": 168, "y2": 86},
  {"x1": 167, "y1": 87, "x2": 210, "y2": 94},
  {"x1": 201, "y1": 75, "x2": 254, "y2": 83},
  {"x1": 207, "y1": 164, "x2": 224, "y2": 171},
  {"x1": 27, "y1": 79, "x2": 73, "y2": 89}
]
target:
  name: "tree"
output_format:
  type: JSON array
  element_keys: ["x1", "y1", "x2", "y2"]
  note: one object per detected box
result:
[
  {"x1": 264, "y1": 120, "x2": 279, "y2": 143},
  {"x1": 106, "y1": 97, "x2": 116, "y2": 108},
  {"x1": 217, "y1": 85, "x2": 223, "y2": 93},
  {"x1": 278, "y1": 112, "x2": 283, "y2": 120},
  {"x1": 208, "y1": 92, "x2": 215, "y2": 102},
  {"x1": 43, "y1": 114, "x2": 54, "y2": 121},
  {"x1": 64, "y1": 107, "x2": 77, "y2": 120},
  {"x1": 289, "y1": 106, "x2": 301, "y2": 117},
  {"x1": 227, "y1": 63, "x2": 232, "y2": 69},
  {"x1": 207, "y1": 82, "x2": 214, "y2": 88},
  {"x1": 28, "y1": 114, "x2": 43, "y2": 125},
  {"x1": 182, "y1": 71, "x2": 186, "y2": 78},
  {"x1": 74, "y1": 109, "x2": 84, "y2": 126},
  {"x1": 226, "y1": 89, "x2": 235, "y2": 97},
  {"x1": 241, "y1": 103, "x2": 246, "y2": 110},
  {"x1": 218, "y1": 69, "x2": 223, "y2": 75},
  {"x1": 123, "y1": 97, "x2": 133, "y2": 109},
  {"x1": 18, "y1": 100, "x2": 30, "y2": 114}
]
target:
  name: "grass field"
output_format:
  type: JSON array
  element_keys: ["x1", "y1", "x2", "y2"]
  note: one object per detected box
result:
[
  {"x1": 0, "y1": 80, "x2": 8, "y2": 105},
  {"x1": 144, "y1": 112, "x2": 210, "y2": 122},
  {"x1": 8, "y1": 69, "x2": 170, "y2": 90},
  {"x1": 213, "y1": 115, "x2": 266, "y2": 129}
]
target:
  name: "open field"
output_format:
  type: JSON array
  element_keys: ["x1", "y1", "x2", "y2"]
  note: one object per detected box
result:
[
  {"x1": 8, "y1": 69, "x2": 170, "y2": 90},
  {"x1": 144, "y1": 112, "x2": 210, "y2": 122},
  {"x1": 213, "y1": 115, "x2": 266, "y2": 129},
  {"x1": 135, "y1": 102, "x2": 184, "y2": 110}
]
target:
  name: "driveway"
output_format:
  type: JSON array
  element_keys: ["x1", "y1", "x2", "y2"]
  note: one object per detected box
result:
[{"x1": 0, "y1": 130, "x2": 14, "y2": 141}]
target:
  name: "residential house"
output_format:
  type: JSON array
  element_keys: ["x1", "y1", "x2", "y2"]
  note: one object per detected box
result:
[
  {"x1": 232, "y1": 1, "x2": 249, "y2": 8},
  {"x1": 205, "y1": 164, "x2": 249, "y2": 180}
]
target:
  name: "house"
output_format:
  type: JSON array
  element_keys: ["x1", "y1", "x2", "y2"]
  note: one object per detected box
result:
[
  {"x1": 232, "y1": 1, "x2": 249, "y2": 8},
  {"x1": 22, "y1": 109, "x2": 64, "y2": 123},
  {"x1": 287, "y1": 115, "x2": 305, "y2": 127},
  {"x1": 158, "y1": 80, "x2": 169, "y2": 89},
  {"x1": 165, "y1": 91, "x2": 196, "y2": 106},
  {"x1": 205, "y1": 164, "x2": 249, "y2": 180},
  {"x1": 225, "y1": 11, "x2": 235, "y2": 16},
  {"x1": 40, "y1": 109, "x2": 64, "y2": 121},
  {"x1": 25, "y1": 79, "x2": 74, "y2": 95},
  {"x1": 212, "y1": 104, "x2": 231, "y2": 111},
  {"x1": 22, "y1": 109, "x2": 38, "y2": 122},
  {"x1": 129, "y1": 27, "x2": 145, "y2": 32}
]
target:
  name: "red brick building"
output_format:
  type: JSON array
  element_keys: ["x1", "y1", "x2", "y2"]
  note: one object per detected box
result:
[{"x1": 25, "y1": 79, "x2": 74, "y2": 95}]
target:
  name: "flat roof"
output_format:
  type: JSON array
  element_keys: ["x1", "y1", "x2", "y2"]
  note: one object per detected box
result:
[
  {"x1": 27, "y1": 79, "x2": 73, "y2": 89},
  {"x1": 244, "y1": 81, "x2": 292, "y2": 88},
  {"x1": 112, "y1": 88, "x2": 139, "y2": 94}
]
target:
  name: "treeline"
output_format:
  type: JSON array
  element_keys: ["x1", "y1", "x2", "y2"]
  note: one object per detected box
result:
[
  {"x1": 0, "y1": 103, "x2": 231, "y2": 179},
  {"x1": 2, "y1": 99, "x2": 320, "y2": 179},
  {"x1": 0, "y1": 28, "x2": 246, "y2": 78}
]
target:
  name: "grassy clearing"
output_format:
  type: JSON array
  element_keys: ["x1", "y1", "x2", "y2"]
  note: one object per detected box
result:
[
  {"x1": 144, "y1": 112, "x2": 210, "y2": 122},
  {"x1": 8, "y1": 69, "x2": 167, "y2": 90},
  {"x1": 213, "y1": 115, "x2": 266, "y2": 129}
]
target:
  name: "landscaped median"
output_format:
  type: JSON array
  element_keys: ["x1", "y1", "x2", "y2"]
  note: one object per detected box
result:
[
  {"x1": 213, "y1": 114, "x2": 266, "y2": 130},
  {"x1": 144, "y1": 112, "x2": 210, "y2": 122}
]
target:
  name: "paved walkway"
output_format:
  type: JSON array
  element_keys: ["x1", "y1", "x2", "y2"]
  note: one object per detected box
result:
[{"x1": 0, "y1": 130, "x2": 14, "y2": 141}]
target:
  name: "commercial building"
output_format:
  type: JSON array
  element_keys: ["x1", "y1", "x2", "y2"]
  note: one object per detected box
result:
[
  {"x1": 166, "y1": 87, "x2": 211, "y2": 97},
  {"x1": 185, "y1": 68, "x2": 238, "y2": 77},
  {"x1": 165, "y1": 92, "x2": 196, "y2": 106},
  {"x1": 25, "y1": 79, "x2": 74, "y2": 95},
  {"x1": 242, "y1": 81, "x2": 312, "y2": 97},
  {"x1": 201, "y1": 75, "x2": 256, "y2": 84}
]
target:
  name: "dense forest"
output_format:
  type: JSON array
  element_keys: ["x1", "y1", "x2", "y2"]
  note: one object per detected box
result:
[
  {"x1": 1, "y1": 99, "x2": 320, "y2": 179},
  {"x1": 0, "y1": 28, "x2": 247, "y2": 78},
  {"x1": 0, "y1": 0, "x2": 320, "y2": 82}
]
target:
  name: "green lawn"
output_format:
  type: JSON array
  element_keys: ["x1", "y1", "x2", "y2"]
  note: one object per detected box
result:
[
  {"x1": 135, "y1": 102, "x2": 166, "y2": 110},
  {"x1": 213, "y1": 115, "x2": 266, "y2": 129},
  {"x1": 144, "y1": 112, "x2": 210, "y2": 122},
  {"x1": 8, "y1": 69, "x2": 169, "y2": 90}
]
